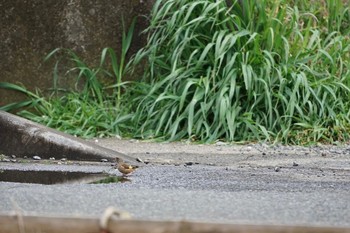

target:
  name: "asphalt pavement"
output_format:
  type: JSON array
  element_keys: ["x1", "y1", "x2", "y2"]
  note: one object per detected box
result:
[{"x1": 1, "y1": 139, "x2": 350, "y2": 227}]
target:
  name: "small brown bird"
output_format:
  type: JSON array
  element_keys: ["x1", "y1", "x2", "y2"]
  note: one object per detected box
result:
[{"x1": 115, "y1": 157, "x2": 138, "y2": 175}]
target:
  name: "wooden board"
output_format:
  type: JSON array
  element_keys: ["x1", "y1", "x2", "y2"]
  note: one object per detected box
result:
[{"x1": 1, "y1": 214, "x2": 349, "y2": 233}]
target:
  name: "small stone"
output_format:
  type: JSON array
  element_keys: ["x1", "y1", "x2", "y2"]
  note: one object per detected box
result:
[
  {"x1": 10, "y1": 159, "x2": 17, "y2": 163},
  {"x1": 11, "y1": 155, "x2": 16, "y2": 159},
  {"x1": 215, "y1": 141, "x2": 226, "y2": 146},
  {"x1": 115, "y1": 135, "x2": 122, "y2": 140},
  {"x1": 2, "y1": 158, "x2": 10, "y2": 162},
  {"x1": 100, "y1": 159, "x2": 108, "y2": 162},
  {"x1": 49, "y1": 157, "x2": 55, "y2": 160},
  {"x1": 185, "y1": 162, "x2": 194, "y2": 166},
  {"x1": 145, "y1": 152, "x2": 150, "y2": 154},
  {"x1": 293, "y1": 162, "x2": 299, "y2": 166},
  {"x1": 321, "y1": 153, "x2": 326, "y2": 157},
  {"x1": 61, "y1": 158, "x2": 67, "y2": 161},
  {"x1": 262, "y1": 152, "x2": 266, "y2": 155},
  {"x1": 23, "y1": 156, "x2": 28, "y2": 159},
  {"x1": 136, "y1": 157, "x2": 143, "y2": 163},
  {"x1": 33, "y1": 156, "x2": 41, "y2": 160},
  {"x1": 57, "y1": 162, "x2": 62, "y2": 165},
  {"x1": 274, "y1": 167, "x2": 281, "y2": 172},
  {"x1": 89, "y1": 8, "x2": 96, "y2": 15}
]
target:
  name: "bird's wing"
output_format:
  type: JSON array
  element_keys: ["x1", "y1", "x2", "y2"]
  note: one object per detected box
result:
[{"x1": 121, "y1": 163, "x2": 133, "y2": 169}]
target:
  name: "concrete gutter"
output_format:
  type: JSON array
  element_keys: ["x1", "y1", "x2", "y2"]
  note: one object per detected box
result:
[{"x1": 0, "y1": 111, "x2": 136, "y2": 162}]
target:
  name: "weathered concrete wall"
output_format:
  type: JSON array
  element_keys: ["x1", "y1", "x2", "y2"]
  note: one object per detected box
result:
[{"x1": 0, "y1": 0, "x2": 153, "y2": 106}]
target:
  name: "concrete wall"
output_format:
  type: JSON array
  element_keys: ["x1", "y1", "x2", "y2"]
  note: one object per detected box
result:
[{"x1": 0, "y1": 0, "x2": 153, "y2": 106}]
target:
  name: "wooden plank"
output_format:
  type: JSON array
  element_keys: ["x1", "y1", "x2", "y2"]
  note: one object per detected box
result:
[
  {"x1": 0, "y1": 214, "x2": 349, "y2": 233},
  {"x1": 0, "y1": 215, "x2": 99, "y2": 233}
]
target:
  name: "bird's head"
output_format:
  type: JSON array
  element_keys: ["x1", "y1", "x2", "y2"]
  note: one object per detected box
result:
[{"x1": 115, "y1": 157, "x2": 123, "y2": 163}]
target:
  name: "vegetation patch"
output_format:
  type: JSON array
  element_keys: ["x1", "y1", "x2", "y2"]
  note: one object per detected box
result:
[
  {"x1": 0, "y1": 19, "x2": 136, "y2": 139},
  {"x1": 131, "y1": 0, "x2": 350, "y2": 144}
]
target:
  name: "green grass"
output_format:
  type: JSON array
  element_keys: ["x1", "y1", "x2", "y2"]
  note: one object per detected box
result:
[
  {"x1": 131, "y1": 0, "x2": 350, "y2": 144},
  {"x1": 1, "y1": 0, "x2": 350, "y2": 144},
  {"x1": 0, "y1": 18, "x2": 136, "y2": 138}
]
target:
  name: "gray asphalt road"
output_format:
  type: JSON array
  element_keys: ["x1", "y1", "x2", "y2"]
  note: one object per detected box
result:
[{"x1": 1, "y1": 162, "x2": 350, "y2": 227}]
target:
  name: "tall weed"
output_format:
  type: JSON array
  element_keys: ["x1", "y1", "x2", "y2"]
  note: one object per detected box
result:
[{"x1": 132, "y1": 0, "x2": 350, "y2": 143}]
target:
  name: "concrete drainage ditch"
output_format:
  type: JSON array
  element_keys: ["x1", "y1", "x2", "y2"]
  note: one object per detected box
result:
[
  {"x1": 0, "y1": 154, "x2": 131, "y2": 185},
  {"x1": 0, "y1": 169, "x2": 129, "y2": 185}
]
